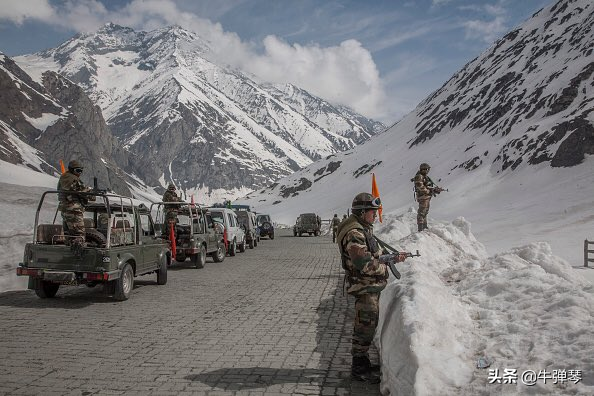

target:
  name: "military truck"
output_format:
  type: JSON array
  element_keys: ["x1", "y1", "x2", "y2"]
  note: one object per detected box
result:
[
  {"x1": 293, "y1": 213, "x2": 321, "y2": 236},
  {"x1": 16, "y1": 191, "x2": 170, "y2": 301},
  {"x1": 152, "y1": 202, "x2": 226, "y2": 268}
]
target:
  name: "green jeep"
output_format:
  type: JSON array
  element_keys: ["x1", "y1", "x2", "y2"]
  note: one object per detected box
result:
[
  {"x1": 152, "y1": 202, "x2": 226, "y2": 268},
  {"x1": 16, "y1": 191, "x2": 170, "y2": 301}
]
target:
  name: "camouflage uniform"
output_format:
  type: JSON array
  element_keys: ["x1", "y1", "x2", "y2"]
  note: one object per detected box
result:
[
  {"x1": 414, "y1": 163, "x2": 438, "y2": 231},
  {"x1": 336, "y1": 214, "x2": 387, "y2": 359},
  {"x1": 162, "y1": 186, "x2": 181, "y2": 232},
  {"x1": 57, "y1": 163, "x2": 91, "y2": 249},
  {"x1": 331, "y1": 214, "x2": 341, "y2": 243}
]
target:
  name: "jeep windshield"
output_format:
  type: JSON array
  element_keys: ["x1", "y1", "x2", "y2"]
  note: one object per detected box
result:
[
  {"x1": 210, "y1": 211, "x2": 224, "y2": 224},
  {"x1": 236, "y1": 211, "x2": 250, "y2": 228},
  {"x1": 256, "y1": 215, "x2": 270, "y2": 225},
  {"x1": 300, "y1": 214, "x2": 318, "y2": 225}
]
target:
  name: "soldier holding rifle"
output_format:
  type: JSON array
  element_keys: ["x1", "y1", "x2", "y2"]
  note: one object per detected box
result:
[{"x1": 336, "y1": 192, "x2": 416, "y2": 383}]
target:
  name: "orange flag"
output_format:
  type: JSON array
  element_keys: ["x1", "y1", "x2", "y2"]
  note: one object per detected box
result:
[
  {"x1": 169, "y1": 222, "x2": 176, "y2": 259},
  {"x1": 59, "y1": 159, "x2": 66, "y2": 174},
  {"x1": 371, "y1": 173, "x2": 383, "y2": 223}
]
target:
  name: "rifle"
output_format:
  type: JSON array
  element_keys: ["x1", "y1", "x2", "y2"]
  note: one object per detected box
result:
[
  {"x1": 373, "y1": 235, "x2": 420, "y2": 279},
  {"x1": 92, "y1": 177, "x2": 107, "y2": 194},
  {"x1": 432, "y1": 186, "x2": 448, "y2": 197}
]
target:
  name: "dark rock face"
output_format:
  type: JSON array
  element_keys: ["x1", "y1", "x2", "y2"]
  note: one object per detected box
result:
[
  {"x1": 0, "y1": 53, "x2": 136, "y2": 195},
  {"x1": 550, "y1": 117, "x2": 594, "y2": 167},
  {"x1": 407, "y1": 0, "x2": 594, "y2": 173}
]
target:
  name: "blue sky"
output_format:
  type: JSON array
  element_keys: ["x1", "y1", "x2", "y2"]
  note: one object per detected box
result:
[{"x1": 0, "y1": 0, "x2": 552, "y2": 123}]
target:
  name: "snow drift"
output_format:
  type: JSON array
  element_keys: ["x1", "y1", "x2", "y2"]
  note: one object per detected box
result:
[{"x1": 376, "y1": 211, "x2": 593, "y2": 395}]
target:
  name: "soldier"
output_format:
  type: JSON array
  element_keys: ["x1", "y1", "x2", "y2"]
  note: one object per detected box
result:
[
  {"x1": 413, "y1": 163, "x2": 443, "y2": 232},
  {"x1": 57, "y1": 160, "x2": 93, "y2": 255},
  {"x1": 336, "y1": 193, "x2": 407, "y2": 383},
  {"x1": 331, "y1": 214, "x2": 341, "y2": 243},
  {"x1": 342, "y1": 214, "x2": 348, "y2": 223},
  {"x1": 162, "y1": 184, "x2": 181, "y2": 236}
]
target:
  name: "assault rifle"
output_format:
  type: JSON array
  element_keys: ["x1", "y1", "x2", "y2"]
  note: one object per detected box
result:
[
  {"x1": 92, "y1": 177, "x2": 107, "y2": 194},
  {"x1": 373, "y1": 235, "x2": 420, "y2": 279},
  {"x1": 431, "y1": 186, "x2": 448, "y2": 197}
]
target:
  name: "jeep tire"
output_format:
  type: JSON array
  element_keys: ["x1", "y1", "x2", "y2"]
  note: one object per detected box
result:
[
  {"x1": 157, "y1": 256, "x2": 168, "y2": 285},
  {"x1": 114, "y1": 263, "x2": 134, "y2": 301},
  {"x1": 85, "y1": 228, "x2": 107, "y2": 247},
  {"x1": 270, "y1": 232, "x2": 275, "y2": 240},
  {"x1": 192, "y1": 245, "x2": 206, "y2": 269},
  {"x1": 34, "y1": 281, "x2": 59, "y2": 299},
  {"x1": 239, "y1": 237, "x2": 246, "y2": 253},
  {"x1": 229, "y1": 239, "x2": 237, "y2": 256},
  {"x1": 212, "y1": 243, "x2": 226, "y2": 263}
]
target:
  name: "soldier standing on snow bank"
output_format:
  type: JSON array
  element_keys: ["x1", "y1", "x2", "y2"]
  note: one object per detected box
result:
[
  {"x1": 57, "y1": 160, "x2": 93, "y2": 255},
  {"x1": 413, "y1": 163, "x2": 444, "y2": 232},
  {"x1": 336, "y1": 193, "x2": 407, "y2": 383}
]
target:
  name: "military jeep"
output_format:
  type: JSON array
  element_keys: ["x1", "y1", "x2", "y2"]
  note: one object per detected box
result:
[
  {"x1": 294, "y1": 213, "x2": 321, "y2": 236},
  {"x1": 16, "y1": 191, "x2": 170, "y2": 301},
  {"x1": 256, "y1": 214, "x2": 275, "y2": 240},
  {"x1": 152, "y1": 202, "x2": 226, "y2": 268}
]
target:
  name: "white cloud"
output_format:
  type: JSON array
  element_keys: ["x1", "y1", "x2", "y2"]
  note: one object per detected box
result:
[
  {"x1": 0, "y1": 0, "x2": 389, "y2": 120},
  {"x1": 0, "y1": 0, "x2": 55, "y2": 25},
  {"x1": 463, "y1": 3, "x2": 509, "y2": 44},
  {"x1": 240, "y1": 36, "x2": 387, "y2": 119}
]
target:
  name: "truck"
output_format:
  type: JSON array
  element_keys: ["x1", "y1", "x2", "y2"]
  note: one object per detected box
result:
[
  {"x1": 293, "y1": 213, "x2": 322, "y2": 236},
  {"x1": 16, "y1": 191, "x2": 170, "y2": 301}
]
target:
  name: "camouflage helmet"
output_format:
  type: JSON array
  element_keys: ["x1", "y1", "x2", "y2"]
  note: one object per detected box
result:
[
  {"x1": 68, "y1": 159, "x2": 83, "y2": 170},
  {"x1": 334, "y1": 214, "x2": 338, "y2": 217},
  {"x1": 420, "y1": 163, "x2": 430, "y2": 170},
  {"x1": 167, "y1": 183, "x2": 176, "y2": 191},
  {"x1": 351, "y1": 192, "x2": 381, "y2": 210}
]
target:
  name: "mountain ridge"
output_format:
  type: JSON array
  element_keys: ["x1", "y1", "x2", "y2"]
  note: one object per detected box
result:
[{"x1": 14, "y1": 23, "x2": 384, "y2": 202}]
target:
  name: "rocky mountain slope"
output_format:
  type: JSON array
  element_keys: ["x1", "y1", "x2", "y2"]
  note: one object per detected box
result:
[
  {"x1": 0, "y1": 53, "x2": 139, "y2": 194},
  {"x1": 237, "y1": 0, "x2": 593, "y2": 264},
  {"x1": 15, "y1": 24, "x2": 384, "y2": 202}
]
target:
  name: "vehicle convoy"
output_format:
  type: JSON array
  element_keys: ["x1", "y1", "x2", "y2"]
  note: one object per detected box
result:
[
  {"x1": 233, "y1": 206, "x2": 260, "y2": 249},
  {"x1": 256, "y1": 214, "x2": 275, "y2": 240},
  {"x1": 294, "y1": 213, "x2": 322, "y2": 236},
  {"x1": 153, "y1": 202, "x2": 226, "y2": 268},
  {"x1": 16, "y1": 191, "x2": 170, "y2": 301},
  {"x1": 208, "y1": 207, "x2": 246, "y2": 256}
]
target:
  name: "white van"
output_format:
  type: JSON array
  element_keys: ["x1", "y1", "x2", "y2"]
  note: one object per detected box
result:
[{"x1": 208, "y1": 208, "x2": 247, "y2": 256}]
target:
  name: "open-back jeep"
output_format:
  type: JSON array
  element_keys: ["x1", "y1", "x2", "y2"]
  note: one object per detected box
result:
[
  {"x1": 16, "y1": 191, "x2": 170, "y2": 301},
  {"x1": 152, "y1": 202, "x2": 226, "y2": 268}
]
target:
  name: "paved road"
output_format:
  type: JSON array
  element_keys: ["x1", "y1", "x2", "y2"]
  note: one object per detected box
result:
[{"x1": 0, "y1": 229, "x2": 381, "y2": 395}]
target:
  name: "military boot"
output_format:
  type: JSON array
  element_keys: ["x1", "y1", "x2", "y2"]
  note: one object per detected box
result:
[
  {"x1": 351, "y1": 356, "x2": 381, "y2": 383},
  {"x1": 417, "y1": 223, "x2": 424, "y2": 232}
]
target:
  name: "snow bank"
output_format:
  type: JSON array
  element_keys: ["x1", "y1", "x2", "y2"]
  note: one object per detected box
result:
[{"x1": 375, "y1": 210, "x2": 594, "y2": 395}]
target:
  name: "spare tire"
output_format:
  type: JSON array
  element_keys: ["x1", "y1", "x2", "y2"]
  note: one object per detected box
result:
[{"x1": 86, "y1": 228, "x2": 107, "y2": 247}]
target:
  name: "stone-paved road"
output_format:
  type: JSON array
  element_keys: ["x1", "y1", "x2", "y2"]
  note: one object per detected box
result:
[{"x1": 0, "y1": 229, "x2": 381, "y2": 395}]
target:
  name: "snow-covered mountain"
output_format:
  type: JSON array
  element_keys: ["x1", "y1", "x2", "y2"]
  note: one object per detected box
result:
[
  {"x1": 0, "y1": 52, "x2": 143, "y2": 195},
  {"x1": 238, "y1": 0, "x2": 594, "y2": 265},
  {"x1": 15, "y1": 23, "x2": 384, "y2": 202}
]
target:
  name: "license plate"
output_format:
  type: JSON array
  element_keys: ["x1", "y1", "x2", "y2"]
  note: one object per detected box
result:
[{"x1": 44, "y1": 271, "x2": 76, "y2": 282}]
